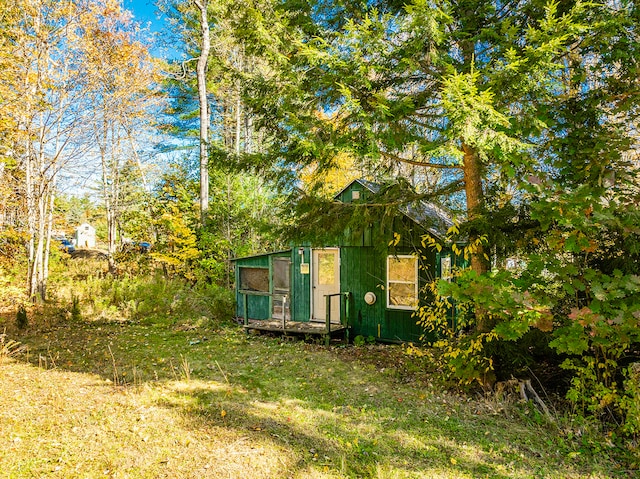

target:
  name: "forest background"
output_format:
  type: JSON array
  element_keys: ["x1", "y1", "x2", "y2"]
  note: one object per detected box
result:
[{"x1": 1, "y1": 0, "x2": 640, "y2": 457}]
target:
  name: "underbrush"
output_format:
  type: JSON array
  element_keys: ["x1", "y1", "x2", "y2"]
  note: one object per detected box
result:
[
  {"x1": 43, "y1": 255, "x2": 235, "y2": 329},
  {"x1": 81, "y1": 273, "x2": 235, "y2": 325},
  {"x1": 1, "y1": 255, "x2": 637, "y2": 476}
]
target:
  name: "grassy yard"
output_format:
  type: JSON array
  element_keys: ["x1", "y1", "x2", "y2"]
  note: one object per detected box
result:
[{"x1": 0, "y1": 316, "x2": 636, "y2": 478}]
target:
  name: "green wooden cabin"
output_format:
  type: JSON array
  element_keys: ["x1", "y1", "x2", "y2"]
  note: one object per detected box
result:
[{"x1": 233, "y1": 179, "x2": 462, "y2": 343}]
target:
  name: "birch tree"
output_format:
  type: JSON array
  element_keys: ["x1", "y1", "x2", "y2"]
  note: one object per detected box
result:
[
  {"x1": 8, "y1": 0, "x2": 95, "y2": 301},
  {"x1": 80, "y1": 0, "x2": 162, "y2": 273},
  {"x1": 194, "y1": 0, "x2": 210, "y2": 221}
]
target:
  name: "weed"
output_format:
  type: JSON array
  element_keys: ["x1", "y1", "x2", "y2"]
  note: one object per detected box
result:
[
  {"x1": 0, "y1": 330, "x2": 25, "y2": 364},
  {"x1": 353, "y1": 335, "x2": 366, "y2": 346},
  {"x1": 16, "y1": 306, "x2": 27, "y2": 329},
  {"x1": 179, "y1": 354, "x2": 191, "y2": 381},
  {"x1": 107, "y1": 345, "x2": 121, "y2": 385},
  {"x1": 353, "y1": 335, "x2": 376, "y2": 346},
  {"x1": 71, "y1": 295, "x2": 81, "y2": 321}
]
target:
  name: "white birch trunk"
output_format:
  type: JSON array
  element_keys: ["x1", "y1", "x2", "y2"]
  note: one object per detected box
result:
[{"x1": 194, "y1": 0, "x2": 210, "y2": 222}]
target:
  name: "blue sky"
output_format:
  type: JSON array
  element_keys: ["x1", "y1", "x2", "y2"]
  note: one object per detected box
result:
[
  {"x1": 124, "y1": 0, "x2": 163, "y2": 31},
  {"x1": 124, "y1": 0, "x2": 179, "y2": 58}
]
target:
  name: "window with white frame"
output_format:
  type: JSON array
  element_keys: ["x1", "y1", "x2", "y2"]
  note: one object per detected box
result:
[
  {"x1": 386, "y1": 255, "x2": 418, "y2": 310},
  {"x1": 440, "y1": 255, "x2": 452, "y2": 281}
]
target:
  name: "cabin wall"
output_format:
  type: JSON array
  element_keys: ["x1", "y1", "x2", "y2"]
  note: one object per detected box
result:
[
  {"x1": 291, "y1": 247, "x2": 312, "y2": 322},
  {"x1": 339, "y1": 241, "x2": 439, "y2": 343},
  {"x1": 235, "y1": 252, "x2": 291, "y2": 321},
  {"x1": 233, "y1": 180, "x2": 464, "y2": 342}
]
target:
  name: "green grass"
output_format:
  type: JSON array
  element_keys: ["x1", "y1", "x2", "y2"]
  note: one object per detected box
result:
[{"x1": 0, "y1": 315, "x2": 636, "y2": 478}]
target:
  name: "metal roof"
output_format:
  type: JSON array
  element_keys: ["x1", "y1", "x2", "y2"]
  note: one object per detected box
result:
[
  {"x1": 336, "y1": 178, "x2": 453, "y2": 239},
  {"x1": 230, "y1": 249, "x2": 292, "y2": 262}
]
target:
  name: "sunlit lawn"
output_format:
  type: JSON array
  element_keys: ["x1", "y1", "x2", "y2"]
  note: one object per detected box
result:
[{"x1": 0, "y1": 317, "x2": 635, "y2": 478}]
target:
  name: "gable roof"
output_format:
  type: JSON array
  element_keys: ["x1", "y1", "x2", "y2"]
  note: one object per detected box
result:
[
  {"x1": 76, "y1": 223, "x2": 95, "y2": 231},
  {"x1": 335, "y1": 178, "x2": 454, "y2": 240}
]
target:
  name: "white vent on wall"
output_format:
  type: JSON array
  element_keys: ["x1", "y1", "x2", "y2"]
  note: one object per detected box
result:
[{"x1": 364, "y1": 292, "x2": 376, "y2": 305}]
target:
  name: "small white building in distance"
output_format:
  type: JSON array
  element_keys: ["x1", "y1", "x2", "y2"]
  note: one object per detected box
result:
[{"x1": 75, "y1": 223, "x2": 96, "y2": 248}]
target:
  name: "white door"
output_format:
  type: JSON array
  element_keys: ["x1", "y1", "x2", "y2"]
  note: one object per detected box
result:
[{"x1": 312, "y1": 249, "x2": 340, "y2": 323}]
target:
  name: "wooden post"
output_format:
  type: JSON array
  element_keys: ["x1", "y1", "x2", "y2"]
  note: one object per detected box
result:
[
  {"x1": 325, "y1": 295, "x2": 331, "y2": 333},
  {"x1": 282, "y1": 295, "x2": 287, "y2": 331},
  {"x1": 325, "y1": 295, "x2": 331, "y2": 346},
  {"x1": 243, "y1": 293, "x2": 248, "y2": 327},
  {"x1": 343, "y1": 292, "x2": 350, "y2": 344}
]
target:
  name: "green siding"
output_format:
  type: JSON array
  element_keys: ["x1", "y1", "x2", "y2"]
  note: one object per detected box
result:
[
  {"x1": 234, "y1": 251, "x2": 292, "y2": 321},
  {"x1": 291, "y1": 247, "x2": 311, "y2": 322},
  {"x1": 232, "y1": 180, "x2": 462, "y2": 342},
  {"x1": 339, "y1": 244, "x2": 437, "y2": 343}
]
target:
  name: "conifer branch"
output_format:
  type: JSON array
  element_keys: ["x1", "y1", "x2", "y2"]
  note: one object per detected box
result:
[{"x1": 380, "y1": 151, "x2": 462, "y2": 169}]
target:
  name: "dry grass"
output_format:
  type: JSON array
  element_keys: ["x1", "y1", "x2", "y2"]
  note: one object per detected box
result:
[
  {"x1": 0, "y1": 317, "x2": 636, "y2": 479},
  {"x1": 0, "y1": 362, "x2": 293, "y2": 478},
  {"x1": 0, "y1": 330, "x2": 25, "y2": 366}
]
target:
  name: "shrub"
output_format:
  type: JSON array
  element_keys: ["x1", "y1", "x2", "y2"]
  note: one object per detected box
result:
[{"x1": 16, "y1": 307, "x2": 28, "y2": 329}]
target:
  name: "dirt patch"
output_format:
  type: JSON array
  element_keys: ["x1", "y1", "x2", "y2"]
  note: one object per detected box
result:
[{"x1": 70, "y1": 249, "x2": 108, "y2": 260}]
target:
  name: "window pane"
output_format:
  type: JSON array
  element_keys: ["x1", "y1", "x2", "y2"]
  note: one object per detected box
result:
[
  {"x1": 441, "y1": 256, "x2": 452, "y2": 280},
  {"x1": 273, "y1": 258, "x2": 290, "y2": 291},
  {"x1": 318, "y1": 252, "x2": 335, "y2": 285},
  {"x1": 240, "y1": 267, "x2": 269, "y2": 292},
  {"x1": 388, "y1": 282, "x2": 416, "y2": 307},
  {"x1": 388, "y1": 257, "x2": 416, "y2": 282}
]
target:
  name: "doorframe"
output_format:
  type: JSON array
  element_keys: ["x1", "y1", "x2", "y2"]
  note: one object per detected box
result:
[
  {"x1": 310, "y1": 247, "x2": 340, "y2": 322},
  {"x1": 271, "y1": 256, "x2": 291, "y2": 321}
]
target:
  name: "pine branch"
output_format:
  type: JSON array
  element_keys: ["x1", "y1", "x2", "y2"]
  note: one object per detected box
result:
[{"x1": 380, "y1": 151, "x2": 462, "y2": 169}]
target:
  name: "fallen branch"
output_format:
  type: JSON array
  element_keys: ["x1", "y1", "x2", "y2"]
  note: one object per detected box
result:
[{"x1": 520, "y1": 379, "x2": 554, "y2": 422}]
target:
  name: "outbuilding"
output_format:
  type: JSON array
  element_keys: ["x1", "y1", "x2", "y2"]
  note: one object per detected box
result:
[
  {"x1": 233, "y1": 179, "x2": 464, "y2": 343},
  {"x1": 75, "y1": 223, "x2": 96, "y2": 249}
]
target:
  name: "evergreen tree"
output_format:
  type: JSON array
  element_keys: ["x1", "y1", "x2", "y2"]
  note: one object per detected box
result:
[
  {"x1": 243, "y1": 0, "x2": 588, "y2": 314},
  {"x1": 234, "y1": 0, "x2": 640, "y2": 429}
]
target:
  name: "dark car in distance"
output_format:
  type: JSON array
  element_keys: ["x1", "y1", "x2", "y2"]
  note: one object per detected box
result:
[{"x1": 59, "y1": 239, "x2": 75, "y2": 253}]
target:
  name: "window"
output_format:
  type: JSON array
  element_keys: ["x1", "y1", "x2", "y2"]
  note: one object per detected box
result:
[
  {"x1": 272, "y1": 258, "x2": 290, "y2": 291},
  {"x1": 317, "y1": 251, "x2": 336, "y2": 285},
  {"x1": 239, "y1": 267, "x2": 269, "y2": 292},
  {"x1": 387, "y1": 255, "x2": 418, "y2": 310},
  {"x1": 440, "y1": 256, "x2": 452, "y2": 281}
]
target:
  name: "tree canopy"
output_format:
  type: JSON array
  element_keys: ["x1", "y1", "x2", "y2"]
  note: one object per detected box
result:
[
  {"x1": 1, "y1": 0, "x2": 640, "y2": 436},
  {"x1": 212, "y1": 0, "x2": 640, "y2": 429}
]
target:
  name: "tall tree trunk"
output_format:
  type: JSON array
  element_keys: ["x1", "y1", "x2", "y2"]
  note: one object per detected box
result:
[
  {"x1": 42, "y1": 178, "x2": 56, "y2": 300},
  {"x1": 462, "y1": 142, "x2": 491, "y2": 331},
  {"x1": 98, "y1": 116, "x2": 118, "y2": 275},
  {"x1": 194, "y1": 0, "x2": 210, "y2": 223},
  {"x1": 245, "y1": 113, "x2": 253, "y2": 154},
  {"x1": 235, "y1": 84, "x2": 241, "y2": 155},
  {"x1": 26, "y1": 151, "x2": 36, "y2": 300},
  {"x1": 462, "y1": 143, "x2": 486, "y2": 273},
  {"x1": 226, "y1": 175, "x2": 232, "y2": 288}
]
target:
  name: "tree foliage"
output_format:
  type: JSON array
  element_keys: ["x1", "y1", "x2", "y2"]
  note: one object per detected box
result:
[
  {"x1": 157, "y1": 0, "x2": 289, "y2": 283},
  {"x1": 79, "y1": 0, "x2": 163, "y2": 273},
  {"x1": 219, "y1": 0, "x2": 640, "y2": 433},
  {"x1": 0, "y1": 0, "x2": 162, "y2": 299}
]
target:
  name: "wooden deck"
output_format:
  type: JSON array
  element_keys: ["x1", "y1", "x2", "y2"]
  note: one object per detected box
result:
[{"x1": 243, "y1": 319, "x2": 348, "y2": 343}]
